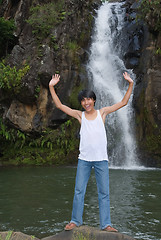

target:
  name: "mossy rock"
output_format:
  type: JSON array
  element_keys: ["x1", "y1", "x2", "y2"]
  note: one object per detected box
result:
[{"x1": 0, "y1": 231, "x2": 39, "y2": 240}]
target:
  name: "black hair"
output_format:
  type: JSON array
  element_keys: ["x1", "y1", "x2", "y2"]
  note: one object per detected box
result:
[{"x1": 78, "y1": 89, "x2": 96, "y2": 104}]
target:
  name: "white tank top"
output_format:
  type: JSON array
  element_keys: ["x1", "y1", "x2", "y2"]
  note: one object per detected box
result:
[{"x1": 78, "y1": 110, "x2": 108, "y2": 161}]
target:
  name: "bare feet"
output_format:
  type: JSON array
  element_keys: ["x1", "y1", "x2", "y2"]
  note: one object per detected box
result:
[
  {"x1": 64, "y1": 222, "x2": 77, "y2": 231},
  {"x1": 103, "y1": 226, "x2": 118, "y2": 232}
]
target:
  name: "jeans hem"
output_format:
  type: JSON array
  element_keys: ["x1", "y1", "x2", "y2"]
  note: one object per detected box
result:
[
  {"x1": 70, "y1": 220, "x2": 81, "y2": 227},
  {"x1": 101, "y1": 223, "x2": 111, "y2": 230}
]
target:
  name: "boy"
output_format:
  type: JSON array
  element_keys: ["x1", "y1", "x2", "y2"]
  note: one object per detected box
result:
[{"x1": 49, "y1": 72, "x2": 133, "y2": 232}]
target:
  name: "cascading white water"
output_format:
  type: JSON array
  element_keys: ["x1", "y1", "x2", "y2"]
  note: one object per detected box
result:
[{"x1": 87, "y1": 2, "x2": 138, "y2": 168}]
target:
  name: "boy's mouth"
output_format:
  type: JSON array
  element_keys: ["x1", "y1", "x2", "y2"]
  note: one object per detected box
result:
[{"x1": 85, "y1": 104, "x2": 90, "y2": 109}]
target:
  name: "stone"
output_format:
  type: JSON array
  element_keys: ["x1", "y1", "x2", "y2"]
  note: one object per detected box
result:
[
  {"x1": 5, "y1": 100, "x2": 37, "y2": 131},
  {"x1": 0, "y1": 227, "x2": 136, "y2": 240},
  {"x1": 41, "y1": 226, "x2": 135, "y2": 240},
  {"x1": 0, "y1": 231, "x2": 40, "y2": 240}
]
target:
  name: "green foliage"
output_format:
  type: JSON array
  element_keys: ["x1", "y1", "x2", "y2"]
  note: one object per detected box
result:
[
  {"x1": 137, "y1": 0, "x2": 161, "y2": 32},
  {"x1": 66, "y1": 41, "x2": 80, "y2": 52},
  {"x1": 0, "y1": 17, "x2": 15, "y2": 42},
  {"x1": 0, "y1": 61, "x2": 30, "y2": 95},
  {"x1": 146, "y1": 131, "x2": 161, "y2": 153},
  {"x1": 0, "y1": 231, "x2": 13, "y2": 240},
  {"x1": 69, "y1": 83, "x2": 84, "y2": 110},
  {"x1": 28, "y1": 120, "x2": 76, "y2": 155},
  {"x1": 5, "y1": 231, "x2": 13, "y2": 240},
  {"x1": 66, "y1": 40, "x2": 81, "y2": 65},
  {"x1": 73, "y1": 232, "x2": 92, "y2": 240},
  {"x1": 0, "y1": 119, "x2": 27, "y2": 149},
  {"x1": 0, "y1": 119, "x2": 79, "y2": 166},
  {"x1": 156, "y1": 47, "x2": 161, "y2": 55},
  {"x1": 0, "y1": 17, "x2": 15, "y2": 56},
  {"x1": 50, "y1": 34, "x2": 59, "y2": 51},
  {"x1": 35, "y1": 86, "x2": 40, "y2": 98},
  {"x1": 26, "y1": 1, "x2": 65, "y2": 39}
]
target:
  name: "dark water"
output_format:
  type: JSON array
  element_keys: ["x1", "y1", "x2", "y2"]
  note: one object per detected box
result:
[{"x1": 0, "y1": 166, "x2": 161, "y2": 239}]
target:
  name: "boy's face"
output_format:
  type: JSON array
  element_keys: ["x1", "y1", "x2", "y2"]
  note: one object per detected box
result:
[{"x1": 81, "y1": 97, "x2": 95, "y2": 112}]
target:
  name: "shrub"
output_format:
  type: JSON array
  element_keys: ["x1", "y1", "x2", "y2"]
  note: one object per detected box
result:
[
  {"x1": 0, "y1": 17, "x2": 15, "y2": 57},
  {"x1": 26, "y1": 1, "x2": 65, "y2": 39},
  {"x1": 0, "y1": 61, "x2": 30, "y2": 95}
]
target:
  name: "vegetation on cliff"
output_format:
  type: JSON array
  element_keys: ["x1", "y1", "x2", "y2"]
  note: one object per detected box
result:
[
  {"x1": 137, "y1": 0, "x2": 161, "y2": 55},
  {"x1": 135, "y1": 89, "x2": 161, "y2": 167},
  {"x1": 26, "y1": 1, "x2": 66, "y2": 40},
  {"x1": 0, "y1": 61, "x2": 30, "y2": 95},
  {"x1": 137, "y1": 0, "x2": 161, "y2": 33},
  {"x1": 0, "y1": 17, "x2": 15, "y2": 58}
]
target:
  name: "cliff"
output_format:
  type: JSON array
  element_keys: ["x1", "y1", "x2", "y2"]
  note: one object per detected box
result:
[
  {"x1": 0, "y1": 0, "x2": 101, "y2": 131},
  {"x1": 130, "y1": 0, "x2": 161, "y2": 166},
  {"x1": 0, "y1": 0, "x2": 161, "y2": 166},
  {"x1": 0, "y1": 0, "x2": 101, "y2": 165}
]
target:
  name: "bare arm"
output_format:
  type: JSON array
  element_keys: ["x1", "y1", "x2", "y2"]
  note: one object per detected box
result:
[
  {"x1": 100, "y1": 72, "x2": 134, "y2": 122},
  {"x1": 49, "y1": 74, "x2": 82, "y2": 123}
]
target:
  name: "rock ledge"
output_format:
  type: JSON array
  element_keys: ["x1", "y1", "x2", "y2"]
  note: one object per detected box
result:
[{"x1": 0, "y1": 226, "x2": 136, "y2": 240}]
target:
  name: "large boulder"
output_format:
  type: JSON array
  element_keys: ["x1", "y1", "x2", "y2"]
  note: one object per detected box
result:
[
  {"x1": 0, "y1": 227, "x2": 136, "y2": 240},
  {"x1": 42, "y1": 226, "x2": 135, "y2": 240},
  {"x1": 0, "y1": 231, "x2": 40, "y2": 240}
]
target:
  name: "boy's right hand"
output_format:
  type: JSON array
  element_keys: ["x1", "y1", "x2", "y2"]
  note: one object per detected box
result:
[{"x1": 49, "y1": 74, "x2": 60, "y2": 87}]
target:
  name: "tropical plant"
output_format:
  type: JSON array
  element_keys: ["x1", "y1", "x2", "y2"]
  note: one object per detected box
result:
[
  {"x1": 0, "y1": 119, "x2": 27, "y2": 149},
  {"x1": 0, "y1": 61, "x2": 30, "y2": 94}
]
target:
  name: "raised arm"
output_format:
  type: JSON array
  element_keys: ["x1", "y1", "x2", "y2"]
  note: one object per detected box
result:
[
  {"x1": 49, "y1": 74, "x2": 82, "y2": 123},
  {"x1": 100, "y1": 72, "x2": 134, "y2": 122}
]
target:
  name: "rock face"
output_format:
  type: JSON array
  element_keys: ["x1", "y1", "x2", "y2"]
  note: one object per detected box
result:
[
  {"x1": 0, "y1": 227, "x2": 136, "y2": 240},
  {"x1": 133, "y1": 33, "x2": 161, "y2": 166},
  {"x1": 0, "y1": 0, "x2": 101, "y2": 132},
  {"x1": 123, "y1": 0, "x2": 161, "y2": 165},
  {"x1": 113, "y1": 0, "x2": 161, "y2": 166}
]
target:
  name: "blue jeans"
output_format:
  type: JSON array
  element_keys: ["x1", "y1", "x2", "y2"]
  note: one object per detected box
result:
[{"x1": 71, "y1": 159, "x2": 111, "y2": 229}]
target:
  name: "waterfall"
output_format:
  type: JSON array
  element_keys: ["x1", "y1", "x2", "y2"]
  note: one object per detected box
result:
[{"x1": 87, "y1": 2, "x2": 138, "y2": 168}]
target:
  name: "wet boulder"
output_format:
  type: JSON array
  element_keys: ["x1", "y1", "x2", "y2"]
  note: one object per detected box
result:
[
  {"x1": 0, "y1": 231, "x2": 40, "y2": 240},
  {"x1": 42, "y1": 226, "x2": 135, "y2": 240}
]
